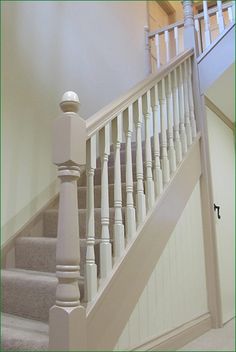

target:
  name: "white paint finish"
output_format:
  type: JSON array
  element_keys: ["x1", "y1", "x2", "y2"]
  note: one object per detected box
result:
[
  {"x1": 2, "y1": 0, "x2": 148, "y2": 245},
  {"x1": 198, "y1": 23, "x2": 235, "y2": 94},
  {"x1": 207, "y1": 108, "x2": 235, "y2": 324},
  {"x1": 206, "y1": 63, "x2": 235, "y2": 123},
  {"x1": 115, "y1": 181, "x2": 208, "y2": 350}
]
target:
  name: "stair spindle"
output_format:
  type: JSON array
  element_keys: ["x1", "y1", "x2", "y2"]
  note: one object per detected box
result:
[
  {"x1": 216, "y1": 1, "x2": 225, "y2": 34},
  {"x1": 174, "y1": 26, "x2": 179, "y2": 56},
  {"x1": 166, "y1": 73, "x2": 177, "y2": 174},
  {"x1": 99, "y1": 124, "x2": 112, "y2": 278},
  {"x1": 112, "y1": 114, "x2": 125, "y2": 257},
  {"x1": 182, "y1": 61, "x2": 192, "y2": 147},
  {"x1": 187, "y1": 57, "x2": 197, "y2": 139},
  {"x1": 203, "y1": 1, "x2": 211, "y2": 47},
  {"x1": 178, "y1": 65, "x2": 188, "y2": 155},
  {"x1": 164, "y1": 30, "x2": 170, "y2": 63},
  {"x1": 195, "y1": 19, "x2": 203, "y2": 54},
  {"x1": 228, "y1": 6, "x2": 233, "y2": 24},
  {"x1": 124, "y1": 106, "x2": 136, "y2": 240},
  {"x1": 172, "y1": 68, "x2": 182, "y2": 164},
  {"x1": 155, "y1": 34, "x2": 161, "y2": 69},
  {"x1": 152, "y1": 85, "x2": 163, "y2": 197},
  {"x1": 160, "y1": 79, "x2": 170, "y2": 185},
  {"x1": 49, "y1": 91, "x2": 86, "y2": 350},
  {"x1": 134, "y1": 98, "x2": 146, "y2": 226},
  {"x1": 85, "y1": 135, "x2": 97, "y2": 302},
  {"x1": 143, "y1": 90, "x2": 155, "y2": 210}
]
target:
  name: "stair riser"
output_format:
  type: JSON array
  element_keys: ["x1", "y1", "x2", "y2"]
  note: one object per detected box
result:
[
  {"x1": 96, "y1": 148, "x2": 139, "y2": 168},
  {"x1": 43, "y1": 208, "x2": 125, "y2": 238}
]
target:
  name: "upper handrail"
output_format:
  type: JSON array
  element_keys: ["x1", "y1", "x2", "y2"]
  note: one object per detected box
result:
[
  {"x1": 148, "y1": 1, "x2": 233, "y2": 39},
  {"x1": 86, "y1": 48, "x2": 194, "y2": 138}
]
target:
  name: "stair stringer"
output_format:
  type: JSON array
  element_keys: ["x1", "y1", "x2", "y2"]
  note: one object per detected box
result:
[
  {"x1": 86, "y1": 134, "x2": 202, "y2": 351},
  {"x1": 197, "y1": 22, "x2": 235, "y2": 94}
]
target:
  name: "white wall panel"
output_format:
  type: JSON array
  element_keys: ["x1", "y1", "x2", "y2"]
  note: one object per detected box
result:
[{"x1": 115, "y1": 181, "x2": 208, "y2": 350}]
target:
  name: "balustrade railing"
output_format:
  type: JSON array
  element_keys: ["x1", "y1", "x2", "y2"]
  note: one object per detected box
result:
[{"x1": 148, "y1": 0, "x2": 234, "y2": 71}]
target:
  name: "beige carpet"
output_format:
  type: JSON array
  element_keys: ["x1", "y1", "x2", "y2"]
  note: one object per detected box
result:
[{"x1": 179, "y1": 318, "x2": 235, "y2": 351}]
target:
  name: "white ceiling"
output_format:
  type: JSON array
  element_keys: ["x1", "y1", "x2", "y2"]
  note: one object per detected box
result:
[{"x1": 206, "y1": 63, "x2": 235, "y2": 122}]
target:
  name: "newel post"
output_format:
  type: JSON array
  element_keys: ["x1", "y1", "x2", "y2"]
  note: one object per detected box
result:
[
  {"x1": 49, "y1": 91, "x2": 87, "y2": 351},
  {"x1": 183, "y1": 0, "x2": 199, "y2": 55}
]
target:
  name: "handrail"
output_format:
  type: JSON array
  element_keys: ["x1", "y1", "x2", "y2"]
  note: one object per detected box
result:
[
  {"x1": 86, "y1": 49, "x2": 194, "y2": 138},
  {"x1": 148, "y1": 1, "x2": 233, "y2": 39}
]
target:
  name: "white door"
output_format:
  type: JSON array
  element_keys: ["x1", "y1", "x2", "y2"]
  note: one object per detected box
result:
[{"x1": 207, "y1": 107, "x2": 235, "y2": 323}]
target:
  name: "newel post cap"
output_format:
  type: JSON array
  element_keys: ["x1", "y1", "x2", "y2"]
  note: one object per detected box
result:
[{"x1": 60, "y1": 91, "x2": 80, "y2": 114}]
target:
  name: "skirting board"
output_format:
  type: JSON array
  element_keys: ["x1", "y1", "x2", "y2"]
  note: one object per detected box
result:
[{"x1": 132, "y1": 313, "x2": 211, "y2": 351}]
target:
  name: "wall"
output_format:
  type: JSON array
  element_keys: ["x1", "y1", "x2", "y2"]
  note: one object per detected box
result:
[
  {"x1": 115, "y1": 181, "x2": 209, "y2": 350},
  {"x1": 207, "y1": 108, "x2": 235, "y2": 323},
  {"x1": 2, "y1": 1, "x2": 148, "y2": 245}
]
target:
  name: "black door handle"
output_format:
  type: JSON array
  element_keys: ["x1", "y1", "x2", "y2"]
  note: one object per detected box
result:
[{"x1": 214, "y1": 203, "x2": 221, "y2": 219}]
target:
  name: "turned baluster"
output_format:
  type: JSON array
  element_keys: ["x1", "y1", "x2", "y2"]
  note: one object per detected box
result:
[
  {"x1": 164, "y1": 30, "x2": 170, "y2": 63},
  {"x1": 152, "y1": 85, "x2": 163, "y2": 197},
  {"x1": 155, "y1": 33, "x2": 161, "y2": 69},
  {"x1": 99, "y1": 124, "x2": 112, "y2": 278},
  {"x1": 166, "y1": 73, "x2": 177, "y2": 174},
  {"x1": 134, "y1": 98, "x2": 146, "y2": 226},
  {"x1": 174, "y1": 26, "x2": 179, "y2": 56},
  {"x1": 85, "y1": 135, "x2": 97, "y2": 302},
  {"x1": 203, "y1": 1, "x2": 211, "y2": 48},
  {"x1": 182, "y1": 61, "x2": 192, "y2": 147},
  {"x1": 216, "y1": 1, "x2": 225, "y2": 34},
  {"x1": 143, "y1": 90, "x2": 155, "y2": 211},
  {"x1": 49, "y1": 91, "x2": 86, "y2": 350},
  {"x1": 159, "y1": 79, "x2": 170, "y2": 185},
  {"x1": 124, "y1": 105, "x2": 136, "y2": 240},
  {"x1": 112, "y1": 114, "x2": 125, "y2": 257},
  {"x1": 172, "y1": 68, "x2": 182, "y2": 164},
  {"x1": 187, "y1": 57, "x2": 197, "y2": 139},
  {"x1": 178, "y1": 65, "x2": 188, "y2": 155}
]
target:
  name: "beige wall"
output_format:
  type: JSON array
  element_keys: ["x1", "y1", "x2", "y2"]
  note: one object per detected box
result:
[
  {"x1": 115, "y1": 181, "x2": 208, "y2": 350},
  {"x1": 2, "y1": 1, "x2": 148, "y2": 245}
]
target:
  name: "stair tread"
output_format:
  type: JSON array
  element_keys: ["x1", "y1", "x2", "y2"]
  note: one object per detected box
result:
[{"x1": 1, "y1": 313, "x2": 49, "y2": 351}]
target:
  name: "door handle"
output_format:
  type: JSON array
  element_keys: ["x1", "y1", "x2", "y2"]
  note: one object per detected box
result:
[{"x1": 214, "y1": 203, "x2": 221, "y2": 219}]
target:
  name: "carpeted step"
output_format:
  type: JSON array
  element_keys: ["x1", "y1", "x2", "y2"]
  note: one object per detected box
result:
[
  {"x1": 96, "y1": 148, "x2": 139, "y2": 168},
  {"x1": 15, "y1": 237, "x2": 100, "y2": 277},
  {"x1": 77, "y1": 182, "x2": 137, "y2": 209},
  {"x1": 79, "y1": 163, "x2": 137, "y2": 186},
  {"x1": 1, "y1": 313, "x2": 49, "y2": 351},
  {"x1": 1, "y1": 269, "x2": 84, "y2": 321},
  {"x1": 43, "y1": 207, "x2": 125, "y2": 239}
]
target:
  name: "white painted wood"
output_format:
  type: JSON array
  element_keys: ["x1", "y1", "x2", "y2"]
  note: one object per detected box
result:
[
  {"x1": 178, "y1": 65, "x2": 188, "y2": 155},
  {"x1": 155, "y1": 34, "x2": 161, "y2": 69},
  {"x1": 182, "y1": 61, "x2": 193, "y2": 147},
  {"x1": 152, "y1": 85, "x2": 163, "y2": 197},
  {"x1": 207, "y1": 108, "x2": 235, "y2": 324},
  {"x1": 174, "y1": 26, "x2": 179, "y2": 56},
  {"x1": 50, "y1": 91, "x2": 86, "y2": 351},
  {"x1": 99, "y1": 124, "x2": 112, "y2": 278},
  {"x1": 187, "y1": 58, "x2": 197, "y2": 139},
  {"x1": 172, "y1": 68, "x2": 182, "y2": 164},
  {"x1": 159, "y1": 79, "x2": 170, "y2": 185},
  {"x1": 216, "y1": 1, "x2": 225, "y2": 34},
  {"x1": 123, "y1": 106, "x2": 136, "y2": 241},
  {"x1": 164, "y1": 30, "x2": 170, "y2": 63},
  {"x1": 112, "y1": 114, "x2": 125, "y2": 258},
  {"x1": 166, "y1": 73, "x2": 177, "y2": 174},
  {"x1": 227, "y1": 6, "x2": 233, "y2": 24},
  {"x1": 194, "y1": 19, "x2": 202, "y2": 54},
  {"x1": 85, "y1": 135, "x2": 97, "y2": 302},
  {"x1": 143, "y1": 90, "x2": 155, "y2": 211},
  {"x1": 203, "y1": 1, "x2": 211, "y2": 48},
  {"x1": 232, "y1": 1, "x2": 235, "y2": 21},
  {"x1": 134, "y1": 98, "x2": 146, "y2": 226},
  {"x1": 115, "y1": 181, "x2": 208, "y2": 350}
]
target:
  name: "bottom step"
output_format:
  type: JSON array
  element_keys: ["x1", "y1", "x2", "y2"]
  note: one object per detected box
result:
[{"x1": 1, "y1": 313, "x2": 49, "y2": 351}]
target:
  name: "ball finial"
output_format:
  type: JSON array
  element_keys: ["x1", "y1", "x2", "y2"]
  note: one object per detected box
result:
[{"x1": 60, "y1": 91, "x2": 80, "y2": 114}]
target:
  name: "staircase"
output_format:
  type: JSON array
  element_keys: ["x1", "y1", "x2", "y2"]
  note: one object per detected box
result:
[{"x1": 1, "y1": 1, "x2": 234, "y2": 351}]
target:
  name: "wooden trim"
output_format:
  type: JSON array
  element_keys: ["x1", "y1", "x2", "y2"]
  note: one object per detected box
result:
[
  {"x1": 86, "y1": 49, "x2": 194, "y2": 138},
  {"x1": 205, "y1": 96, "x2": 234, "y2": 132},
  {"x1": 194, "y1": 1, "x2": 232, "y2": 19},
  {"x1": 132, "y1": 313, "x2": 211, "y2": 351},
  {"x1": 149, "y1": 19, "x2": 184, "y2": 38},
  {"x1": 158, "y1": 0, "x2": 176, "y2": 16},
  {"x1": 86, "y1": 135, "x2": 202, "y2": 350}
]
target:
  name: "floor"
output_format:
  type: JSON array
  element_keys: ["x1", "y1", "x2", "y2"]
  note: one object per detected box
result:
[{"x1": 179, "y1": 318, "x2": 235, "y2": 351}]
